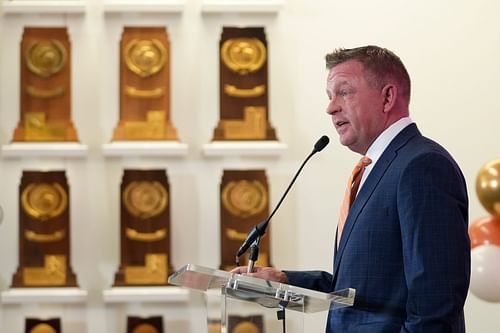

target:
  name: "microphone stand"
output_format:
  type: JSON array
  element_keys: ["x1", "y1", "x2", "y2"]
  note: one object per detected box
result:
[
  {"x1": 238, "y1": 136, "x2": 329, "y2": 272},
  {"x1": 249, "y1": 236, "x2": 287, "y2": 333},
  {"x1": 235, "y1": 136, "x2": 329, "y2": 333},
  {"x1": 247, "y1": 236, "x2": 261, "y2": 273}
]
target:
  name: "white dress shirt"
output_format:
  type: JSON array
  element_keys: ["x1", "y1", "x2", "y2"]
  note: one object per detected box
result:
[{"x1": 358, "y1": 117, "x2": 414, "y2": 192}]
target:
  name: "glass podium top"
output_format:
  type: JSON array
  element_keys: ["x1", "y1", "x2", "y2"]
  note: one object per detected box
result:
[{"x1": 168, "y1": 264, "x2": 355, "y2": 313}]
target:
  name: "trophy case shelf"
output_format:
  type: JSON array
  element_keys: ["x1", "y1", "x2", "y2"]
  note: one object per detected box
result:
[
  {"x1": 103, "y1": 0, "x2": 185, "y2": 13},
  {"x1": 1, "y1": 1, "x2": 86, "y2": 14},
  {"x1": 102, "y1": 141, "x2": 188, "y2": 157},
  {"x1": 201, "y1": 0, "x2": 284, "y2": 13},
  {"x1": 103, "y1": 286, "x2": 189, "y2": 303},
  {"x1": 203, "y1": 141, "x2": 287, "y2": 157},
  {"x1": 1, "y1": 288, "x2": 88, "y2": 304},
  {"x1": 1, "y1": 143, "x2": 88, "y2": 158}
]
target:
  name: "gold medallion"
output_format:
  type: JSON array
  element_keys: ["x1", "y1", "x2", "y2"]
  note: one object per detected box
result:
[
  {"x1": 124, "y1": 39, "x2": 167, "y2": 78},
  {"x1": 221, "y1": 38, "x2": 266, "y2": 75},
  {"x1": 21, "y1": 183, "x2": 68, "y2": 221},
  {"x1": 132, "y1": 323, "x2": 159, "y2": 333},
  {"x1": 30, "y1": 323, "x2": 57, "y2": 333},
  {"x1": 233, "y1": 321, "x2": 260, "y2": 333},
  {"x1": 25, "y1": 40, "x2": 67, "y2": 78},
  {"x1": 123, "y1": 181, "x2": 168, "y2": 219},
  {"x1": 222, "y1": 180, "x2": 267, "y2": 218}
]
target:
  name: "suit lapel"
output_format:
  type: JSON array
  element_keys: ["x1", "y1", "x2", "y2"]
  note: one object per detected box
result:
[{"x1": 332, "y1": 124, "x2": 421, "y2": 282}]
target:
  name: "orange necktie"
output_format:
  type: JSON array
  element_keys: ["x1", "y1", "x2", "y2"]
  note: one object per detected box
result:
[{"x1": 337, "y1": 156, "x2": 372, "y2": 248}]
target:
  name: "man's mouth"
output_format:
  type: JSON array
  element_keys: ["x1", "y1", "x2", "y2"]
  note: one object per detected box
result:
[{"x1": 336, "y1": 120, "x2": 348, "y2": 128}]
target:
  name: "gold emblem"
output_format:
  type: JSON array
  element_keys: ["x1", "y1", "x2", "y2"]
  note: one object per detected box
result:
[
  {"x1": 222, "y1": 180, "x2": 267, "y2": 218},
  {"x1": 30, "y1": 323, "x2": 57, "y2": 333},
  {"x1": 21, "y1": 183, "x2": 67, "y2": 221},
  {"x1": 221, "y1": 38, "x2": 266, "y2": 75},
  {"x1": 123, "y1": 181, "x2": 168, "y2": 219},
  {"x1": 125, "y1": 86, "x2": 165, "y2": 98},
  {"x1": 25, "y1": 229, "x2": 66, "y2": 242},
  {"x1": 26, "y1": 85, "x2": 66, "y2": 98},
  {"x1": 233, "y1": 321, "x2": 260, "y2": 333},
  {"x1": 126, "y1": 227, "x2": 167, "y2": 242},
  {"x1": 226, "y1": 228, "x2": 247, "y2": 241},
  {"x1": 24, "y1": 112, "x2": 67, "y2": 141},
  {"x1": 133, "y1": 323, "x2": 159, "y2": 333},
  {"x1": 224, "y1": 84, "x2": 266, "y2": 98},
  {"x1": 123, "y1": 110, "x2": 167, "y2": 140},
  {"x1": 125, "y1": 254, "x2": 167, "y2": 284},
  {"x1": 220, "y1": 106, "x2": 266, "y2": 139},
  {"x1": 25, "y1": 40, "x2": 67, "y2": 78},
  {"x1": 23, "y1": 255, "x2": 66, "y2": 286},
  {"x1": 124, "y1": 39, "x2": 167, "y2": 77}
]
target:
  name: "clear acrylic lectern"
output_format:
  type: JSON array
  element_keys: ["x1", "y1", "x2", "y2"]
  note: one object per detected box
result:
[{"x1": 168, "y1": 264, "x2": 355, "y2": 333}]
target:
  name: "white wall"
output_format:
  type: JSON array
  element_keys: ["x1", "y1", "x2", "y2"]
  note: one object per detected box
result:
[{"x1": 1, "y1": 0, "x2": 499, "y2": 332}]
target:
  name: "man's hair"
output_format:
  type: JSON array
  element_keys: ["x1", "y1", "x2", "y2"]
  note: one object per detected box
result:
[{"x1": 325, "y1": 45, "x2": 411, "y2": 103}]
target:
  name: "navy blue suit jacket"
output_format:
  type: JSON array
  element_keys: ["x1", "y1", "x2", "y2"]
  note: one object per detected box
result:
[{"x1": 286, "y1": 124, "x2": 470, "y2": 332}]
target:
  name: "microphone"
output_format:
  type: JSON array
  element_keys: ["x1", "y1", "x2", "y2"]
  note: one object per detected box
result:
[
  {"x1": 235, "y1": 135, "x2": 330, "y2": 267},
  {"x1": 314, "y1": 135, "x2": 330, "y2": 152}
]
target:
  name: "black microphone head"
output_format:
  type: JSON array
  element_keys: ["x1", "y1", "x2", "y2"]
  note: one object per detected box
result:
[{"x1": 314, "y1": 135, "x2": 330, "y2": 152}]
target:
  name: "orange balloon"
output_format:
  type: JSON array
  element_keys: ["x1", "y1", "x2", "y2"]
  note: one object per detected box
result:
[{"x1": 469, "y1": 215, "x2": 500, "y2": 249}]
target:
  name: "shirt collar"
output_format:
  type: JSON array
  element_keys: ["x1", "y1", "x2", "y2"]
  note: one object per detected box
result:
[
  {"x1": 357, "y1": 117, "x2": 413, "y2": 191},
  {"x1": 365, "y1": 117, "x2": 414, "y2": 166}
]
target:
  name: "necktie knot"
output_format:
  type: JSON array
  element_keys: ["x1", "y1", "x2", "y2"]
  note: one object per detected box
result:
[
  {"x1": 358, "y1": 156, "x2": 372, "y2": 168},
  {"x1": 352, "y1": 156, "x2": 372, "y2": 181}
]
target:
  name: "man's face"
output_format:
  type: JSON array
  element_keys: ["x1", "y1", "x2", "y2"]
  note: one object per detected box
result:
[{"x1": 326, "y1": 60, "x2": 387, "y2": 154}]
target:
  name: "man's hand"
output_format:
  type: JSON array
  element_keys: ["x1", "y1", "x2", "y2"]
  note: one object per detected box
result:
[{"x1": 230, "y1": 266, "x2": 288, "y2": 284}]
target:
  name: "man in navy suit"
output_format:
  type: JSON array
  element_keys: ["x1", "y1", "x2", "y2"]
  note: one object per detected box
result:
[{"x1": 233, "y1": 45, "x2": 470, "y2": 332}]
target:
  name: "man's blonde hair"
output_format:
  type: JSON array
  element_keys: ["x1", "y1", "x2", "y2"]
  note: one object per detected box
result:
[{"x1": 326, "y1": 46, "x2": 411, "y2": 103}]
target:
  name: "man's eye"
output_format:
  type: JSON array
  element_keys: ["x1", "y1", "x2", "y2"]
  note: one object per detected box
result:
[{"x1": 339, "y1": 90, "x2": 349, "y2": 97}]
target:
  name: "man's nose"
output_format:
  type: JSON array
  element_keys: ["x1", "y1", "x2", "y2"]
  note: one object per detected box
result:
[{"x1": 326, "y1": 97, "x2": 341, "y2": 115}]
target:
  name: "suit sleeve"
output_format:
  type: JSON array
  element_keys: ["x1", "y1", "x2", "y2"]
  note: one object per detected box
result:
[
  {"x1": 282, "y1": 270, "x2": 333, "y2": 293},
  {"x1": 397, "y1": 152, "x2": 470, "y2": 333}
]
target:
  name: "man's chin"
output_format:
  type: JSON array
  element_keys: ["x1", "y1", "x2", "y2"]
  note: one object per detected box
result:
[
  {"x1": 339, "y1": 138, "x2": 362, "y2": 153},
  {"x1": 338, "y1": 136, "x2": 352, "y2": 147}
]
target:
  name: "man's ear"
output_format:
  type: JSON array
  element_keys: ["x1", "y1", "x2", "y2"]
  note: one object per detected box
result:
[{"x1": 381, "y1": 84, "x2": 397, "y2": 113}]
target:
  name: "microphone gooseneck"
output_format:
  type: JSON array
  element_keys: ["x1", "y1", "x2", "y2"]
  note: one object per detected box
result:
[{"x1": 235, "y1": 135, "x2": 330, "y2": 267}]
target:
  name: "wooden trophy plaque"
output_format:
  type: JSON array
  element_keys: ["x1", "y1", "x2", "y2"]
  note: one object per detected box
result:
[
  {"x1": 25, "y1": 318, "x2": 61, "y2": 333},
  {"x1": 127, "y1": 316, "x2": 163, "y2": 333},
  {"x1": 213, "y1": 27, "x2": 277, "y2": 141},
  {"x1": 113, "y1": 169, "x2": 173, "y2": 286},
  {"x1": 11, "y1": 171, "x2": 78, "y2": 288},
  {"x1": 220, "y1": 170, "x2": 271, "y2": 270},
  {"x1": 228, "y1": 315, "x2": 264, "y2": 333},
  {"x1": 13, "y1": 27, "x2": 79, "y2": 142},
  {"x1": 112, "y1": 27, "x2": 178, "y2": 141}
]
